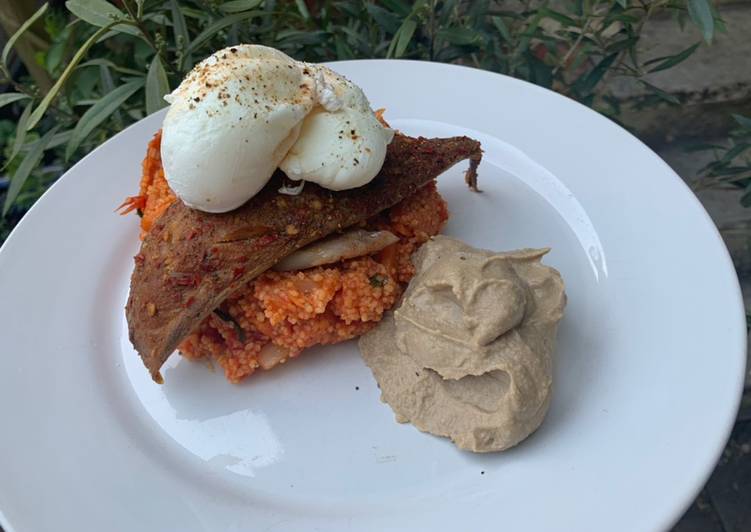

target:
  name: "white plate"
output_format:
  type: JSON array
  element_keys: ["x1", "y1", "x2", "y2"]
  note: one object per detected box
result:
[{"x1": 0, "y1": 60, "x2": 745, "y2": 532}]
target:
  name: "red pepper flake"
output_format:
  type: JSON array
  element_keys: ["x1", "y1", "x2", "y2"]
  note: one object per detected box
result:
[
  {"x1": 185, "y1": 296, "x2": 196, "y2": 308},
  {"x1": 232, "y1": 266, "x2": 246, "y2": 279},
  {"x1": 256, "y1": 234, "x2": 278, "y2": 247},
  {"x1": 134, "y1": 253, "x2": 145, "y2": 266},
  {"x1": 171, "y1": 272, "x2": 201, "y2": 287}
]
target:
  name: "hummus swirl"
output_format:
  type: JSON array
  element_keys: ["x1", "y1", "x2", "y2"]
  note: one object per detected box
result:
[{"x1": 359, "y1": 236, "x2": 566, "y2": 452}]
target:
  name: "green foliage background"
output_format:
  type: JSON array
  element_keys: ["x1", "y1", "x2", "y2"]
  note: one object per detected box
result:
[{"x1": 1, "y1": 0, "x2": 747, "y2": 243}]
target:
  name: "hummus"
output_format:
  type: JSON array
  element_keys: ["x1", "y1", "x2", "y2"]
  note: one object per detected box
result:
[{"x1": 359, "y1": 236, "x2": 566, "y2": 452}]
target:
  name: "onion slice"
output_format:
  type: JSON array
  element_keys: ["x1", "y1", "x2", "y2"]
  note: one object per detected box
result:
[
  {"x1": 257, "y1": 343, "x2": 290, "y2": 370},
  {"x1": 273, "y1": 229, "x2": 399, "y2": 271}
]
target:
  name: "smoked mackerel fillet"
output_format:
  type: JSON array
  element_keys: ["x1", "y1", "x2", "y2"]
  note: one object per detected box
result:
[{"x1": 126, "y1": 133, "x2": 482, "y2": 382}]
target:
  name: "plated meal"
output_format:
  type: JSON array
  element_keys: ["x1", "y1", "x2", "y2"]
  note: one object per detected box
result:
[
  {"x1": 1, "y1": 48, "x2": 745, "y2": 532},
  {"x1": 121, "y1": 44, "x2": 566, "y2": 452}
]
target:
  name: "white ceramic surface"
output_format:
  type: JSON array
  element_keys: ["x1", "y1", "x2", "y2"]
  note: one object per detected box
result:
[{"x1": 0, "y1": 60, "x2": 745, "y2": 532}]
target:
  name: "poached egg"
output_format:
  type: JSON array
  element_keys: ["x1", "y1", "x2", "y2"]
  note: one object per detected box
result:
[{"x1": 161, "y1": 45, "x2": 393, "y2": 213}]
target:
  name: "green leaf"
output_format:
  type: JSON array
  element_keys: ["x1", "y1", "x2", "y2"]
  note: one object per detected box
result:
[
  {"x1": 380, "y1": 0, "x2": 411, "y2": 16},
  {"x1": 491, "y1": 16, "x2": 511, "y2": 43},
  {"x1": 514, "y1": 9, "x2": 545, "y2": 57},
  {"x1": 219, "y1": 0, "x2": 264, "y2": 13},
  {"x1": 741, "y1": 187, "x2": 751, "y2": 208},
  {"x1": 687, "y1": 0, "x2": 714, "y2": 43},
  {"x1": 709, "y1": 166, "x2": 749, "y2": 177},
  {"x1": 183, "y1": 11, "x2": 263, "y2": 65},
  {"x1": 395, "y1": 19, "x2": 417, "y2": 58},
  {"x1": 0, "y1": 93, "x2": 30, "y2": 109},
  {"x1": 3, "y1": 126, "x2": 59, "y2": 217},
  {"x1": 65, "y1": 0, "x2": 141, "y2": 37},
  {"x1": 8, "y1": 103, "x2": 32, "y2": 167},
  {"x1": 45, "y1": 38, "x2": 67, "y2": 74},
  {"x1": 646, "y1": 43, "x2": 700, "y2": 73},
  {"x1": 169, "y1": 0, "x2": 190, "y2": 61},
  {"x1": 606, "y1": 36, "x2": 638, "y2": 54},
  {"x1": 145, "y1": 56, "x2": 170, "y2": 115},
  {"x1": 26, "y1": 23, "x2": 118, "y2": 131},
  {"x1": 540, "y1": 8, "x2": 577, "y2": 27},
  {"x1": 720, "y1": 143, "x2": 751, "y2": 164},
  {"x1": 46, "y1": 129, "x2": 74, "y2": 150},
  {"x1": 65, "y1": 79, "x2": 144, "y2": 160},
  {"x1": 294, "y1": 0, "x2": 310, "y2": 20},
  {"x1": 574, "y1": 53, "x2": 618, "y2": 96},
  {"x1": 334, "y1": 35, "x2": 354, "y2": 60},
  {"x1": 365, "y1": 4, "x2": 401, "y2": 33},
  {"x1": 638, "y1": 80, "x2": 680, "y2": 105},
  {"x1": 437, "y1": 27, "x2": 484, "y2": 46},
  {"x1": 685, "y1": 142, "x2": 725, "y2": 152},
  {"x1": 732, "y1": 114, "x2": 751, "y2": 131},
  {"x1": 388, "y1": 18, "x2": 417, "y2": 58},
  {"x1": 2, "y1": 3, "x2": 48, "y2": 67},
  {"x1": 77, "y1": 58, "x2": 143, "y2": 76},
  {"x1": 276, "y1": 29, "x2": 328, "y2": 46},
  {"x1": 615, "y1": 0, "x2": 627, "y2": 6}
]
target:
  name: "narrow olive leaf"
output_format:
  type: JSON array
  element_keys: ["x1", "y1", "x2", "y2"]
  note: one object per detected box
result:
[
  {"x1": 3, "y1": 126, "x2": 59, "y2": 217},
  {"x1": 638, "y1": 80, "x2": 680, "y2": 105},
  {"x1": 65, "y1": 0, "x2": 141, "y2": 37},
  {"x1": 540, "y1": 8, "x2": 577, "y2": 27},
  {"x1": 685, "y1": 142, "x2": 725, "y2": 152},
  {"x1": 615, "y1": 0, "x2": 627, "y2": 7},
  {"x1": 2, "y1": 3, "x2": 48, "y2": 67},
  {"x1": 0, "y1": 93, "x2": 30, "y2": 109},
  {"x1": 77, "y1": 58, "x2": 143, "y2": 76},
  {"x1": 145, "y1": 56, "x2": 170, "y2": 115},
  {"x1": 294, "y1": 0, "x2": 311, "y2": 20},
  {"x1": 277, "y1": 30, "x2": 328, "y2": 46},
  {"x1": 394, "y1": 19, "x2": 417, "y2": 58},
  {"x1": 219, "y1": 0, "x2": 264, "y2": 13},
  {"x1": 65, "y1": 79, "x2": 144, "y2": 160},
  {"x1": 646, "y1": 42, "x2": 700, "y2": 73},
  {"x1": 142, "y1": 12, "x2": 171, "y2": 25},
  {"x1": 334, "y1": 35, "x2": 354, "y2": 60},
  {"x1": 46, "y1": 129, "x2": 74, "y2": 150},
  {"x1": 606, "y1": 36, "x2": 638, "y2": 54},
  {"x1": 688, "y1": 0, "x2": 714, "y2": 43},
  {"x1": 574, "y1": 53, "x2": 618, "y2": 96},
  {"x1": 515, "y1": 9, "x2": 545, "y2": 56},
  {"x1": 380, "y1": 0, "x2": 411, "y2": 16},
  {"x1": 491, "y1": 16, "x2": 512, "y2": 43},
  {"x1": 169, "y1": 0, "x2": 189, "y2": 59},
  {"x1": 720, "y1": 143, "x2": 751, "y2": 164},
  {"x1": 26, "y1": 23, "x2": 116, "y2": 132},
  {"x1": 437, "y1": 27, "x2": 483, "y2": 46},
  {"x1": 741, "y1": 186, "x2": 751, "y2": 208},
  {"x1": 183, "y1": 11, "x2": 262, "y2": 65},
  {"x1": 732, "y1": 114, "x2": 751, "y2": 130},
  {"x1": 387, "y1": 17, "x2": 417, "y2": 59},
  {"x1": 8, "y1": 103, "x2": 32, "y2": 168},
  {"x1": 365, "y1": 4, "x2": 402, "y2": 33}
]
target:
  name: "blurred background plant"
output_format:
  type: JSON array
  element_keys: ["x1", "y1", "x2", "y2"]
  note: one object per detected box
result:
[{"x1": 0, "y1": 0, "x2": 725, "y2": 241}]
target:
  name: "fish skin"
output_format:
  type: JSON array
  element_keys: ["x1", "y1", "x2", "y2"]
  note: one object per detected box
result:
[{"x1": 126, "y1": 133, "x2": 482, "y2": 382}]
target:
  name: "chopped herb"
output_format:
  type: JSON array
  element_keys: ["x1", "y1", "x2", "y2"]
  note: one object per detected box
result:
[
  {"x1": 369, "y1": 274, "x2": 386, "y2": 287},
  {"x1": 136, "y1": 208, "x2": 144, "y2": 218}
]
